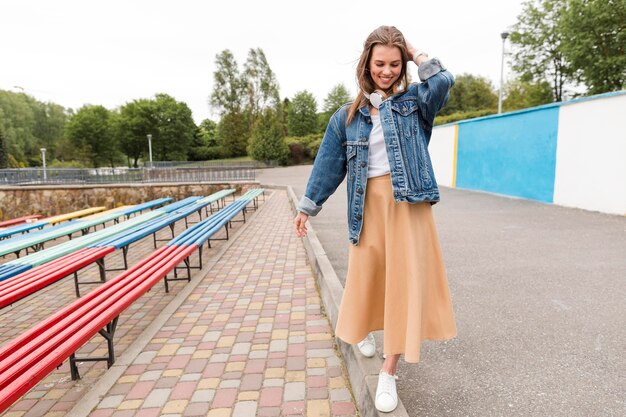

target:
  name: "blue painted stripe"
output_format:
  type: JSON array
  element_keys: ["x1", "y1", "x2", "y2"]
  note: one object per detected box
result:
[{"x1": 455, "y1": 106, "x2": 559, "y2": 203}]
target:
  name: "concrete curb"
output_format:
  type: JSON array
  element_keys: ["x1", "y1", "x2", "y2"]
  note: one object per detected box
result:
[
  {"x1": 276, "y1": 183, "x2": 410, "y2": 417},
  {"x1": 66, "y1": 192, "x2": 272, "y2": 417}
]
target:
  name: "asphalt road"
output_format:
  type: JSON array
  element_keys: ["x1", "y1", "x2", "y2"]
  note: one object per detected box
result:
[{"x1": 257, "y1": 165, "x2": 626, "y2": 417}]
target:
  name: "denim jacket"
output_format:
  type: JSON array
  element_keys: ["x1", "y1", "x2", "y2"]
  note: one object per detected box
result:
[{"x1": 297, "y1": 58, "x2": 454, "y2": 245}]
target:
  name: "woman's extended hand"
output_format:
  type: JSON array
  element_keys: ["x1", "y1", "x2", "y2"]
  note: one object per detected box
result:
[{"x1": 293, "y1": 212, "x2": 309, "y2": 237}]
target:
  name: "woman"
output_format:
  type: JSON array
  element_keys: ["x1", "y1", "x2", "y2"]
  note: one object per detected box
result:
[{"x1": 293, "y1": 25, "x2": 457, "y2": 413}]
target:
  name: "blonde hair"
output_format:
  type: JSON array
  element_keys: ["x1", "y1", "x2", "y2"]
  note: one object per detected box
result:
[{"x1": 346, "y1": 26, "x2": 410, "y2": 125}]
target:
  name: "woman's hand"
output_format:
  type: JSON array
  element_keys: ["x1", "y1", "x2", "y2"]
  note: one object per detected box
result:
[
  {"x1": 405, "y1": 39, "x2": 428, "y2": 65},
  {"x1": 293, "y1": 212, "x2": 309, "y2": 237},
  {"x1": 405, "y1": 39, "x2": 417, "y2": 59}
]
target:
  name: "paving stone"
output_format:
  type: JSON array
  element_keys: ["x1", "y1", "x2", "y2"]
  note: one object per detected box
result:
[
  {"x1": 262, "y1": 378, "x2": 285, "y2": 387},
  {"x1": 190, "y1": 389, "x2": 215, "y2": 403},
  {"x1": 134, "y1": 351, "x2": 158, "y2": 365},
  {"x1": 142, "y1": 388, "x2": 171, "y2": 408},
  {"x1": 307, "y1": 399, "x2": 331, "y2": 417},
  {"x1": 97, "y1": 395, "x2": 125, "y2": 409},
  {"x1": 330, "y1": 388, "x2": 352, "y2": 402},
  {"x1": 232, "y1": 400, "x2": 258, "y2": 417},
  {"x1": 283, "y1": 382, "x2": 306, "y2": 402}
]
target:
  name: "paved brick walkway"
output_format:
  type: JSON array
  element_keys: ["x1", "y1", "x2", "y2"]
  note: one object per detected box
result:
[{"x1": 1, "y1": 190, "x2": 358, "y2": 417}]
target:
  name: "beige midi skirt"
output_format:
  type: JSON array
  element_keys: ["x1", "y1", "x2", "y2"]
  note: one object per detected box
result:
[{"x1": 335, "y1": 174, "x2": 457, "y2": 363}]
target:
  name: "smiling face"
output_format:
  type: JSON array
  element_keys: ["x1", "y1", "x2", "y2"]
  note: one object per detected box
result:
[{"x1": 368, "y1": 44, "x2": 403, "y2": 94}]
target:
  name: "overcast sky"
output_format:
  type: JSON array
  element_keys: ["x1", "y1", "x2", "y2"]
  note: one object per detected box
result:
[{"x1": 1, "y1": 0, "x2": 523, "y2": 123}]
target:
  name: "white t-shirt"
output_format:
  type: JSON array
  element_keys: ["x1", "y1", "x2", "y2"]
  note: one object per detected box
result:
[{"x1": 367, "y1": 114, "x2": 391, "y2": 178}]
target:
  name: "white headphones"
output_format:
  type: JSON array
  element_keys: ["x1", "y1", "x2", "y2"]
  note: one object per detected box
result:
[{"x1": 363, "y1": 90, "x2": 386, "y2": 109}]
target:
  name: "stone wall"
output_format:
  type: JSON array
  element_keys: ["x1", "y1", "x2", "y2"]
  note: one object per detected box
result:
[{"x1": 0, "y1": 181, "x2": 260, "y2": 220}]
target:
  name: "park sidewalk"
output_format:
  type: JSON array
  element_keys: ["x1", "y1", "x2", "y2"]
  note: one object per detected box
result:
[{"x1": 56, "y1": 189, "x2": 357, "y2": 417}]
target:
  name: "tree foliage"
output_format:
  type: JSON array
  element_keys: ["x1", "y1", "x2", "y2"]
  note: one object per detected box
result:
[
  {"x1": 151, "y1": 94, "x2": 196, "y2": 161},
  {"x1": 438, "y1": 74, "x2": 498, "y2": 116},
  {"x1": 319, "y1": 84, "x2": 353, "y2": 134},
  {"x1": 242, "y1": 48, "x2": 280, "y2": 126},
  {"x1": 114, "y1": 94, "x2": 195, "y2": 166},
  {"x1": 65, "y1": 105, "x2": 120, "y2": 167},
  {"x1": 288, "y1": 91, "x2": 318, "y2": 137},
  {"x1": 560, "y1": 0, "x2": 626, "y2": 94},
  {"x1": 0, "y1": 90, "x2": 67, "y2": 166},
  {"x1": 216, "y1": 111, "x2": 250, "y2": 158},
  {"x1": 510, "y1": 0, "x2": 572, "y2": 101},
  {"x1": 115, "y1": 99, "x2": 153, "y2": 167},
  {"x1": 210, "y1": 50, "x2": 245, "y2": 115},
  {"x1": 248, "y1": 108, "x2": 288, "y2": 164},
  {"x1": 0, "y1": 126, "x2": 8, "y2": 169},
  {"x1": 323, "y1": 84, "x2": 352, "y2": 114},
  {"x1": 189, "y1": 119, "x2": 222, "y2": 161},
  {"x1": 503, "y1": 79, "x2": 554, "y2": 111}
]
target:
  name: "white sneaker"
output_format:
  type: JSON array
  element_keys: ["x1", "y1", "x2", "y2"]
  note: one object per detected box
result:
[
  {"x1": 375, "y1": 371, "x2": 398, "y2": 413},
  {"x1": 356, "y1": 333, "x2": 376, "y2": 357}
]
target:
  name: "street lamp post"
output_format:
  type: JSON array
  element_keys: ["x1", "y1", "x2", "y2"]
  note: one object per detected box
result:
[
  {"x1": 498, "y1": 31, "x2": 510, "y2": 114},
  {"x1": 147, "y1": 134, "x2": 153, "y2": 169},
  {"x1": 40, "y1": 148, "x2": 47, "y2": 182}
]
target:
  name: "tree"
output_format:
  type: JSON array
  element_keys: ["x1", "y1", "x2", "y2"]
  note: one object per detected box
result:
[
  {"x1": 209, "y1": 50, "x2": 245, "y2": 115},
  {"x1": 319, "y1": 84, "x2": 353, "y2": 133},
  {"x1": 116, "y1": 94, "x2": 196, "y2": 165},
  {"x1": 248, "y1": 108, "x2": 288, "y2": 164},
  {"x1": 65, "y1": 105, "x2": 119, "y2": 167},
  {"x1": 216, "y1": 111, "x2": 250, "y2": 158},
  {"x1": 288, "y1": 91, "x2": 318, "y2": 137},
  {"x1": 510, "y1": 0, "x2": 573, "y2": 101},
  {"x1": 189, "y1": 119, "x2": 221, "y2": 161},
  {"x1": 560, "y1": 0, "x2": 626, "y2": 94},
  {"x1": 503, "y1": 78, "x2": 554, "y2": 111},
  {"x1": 242, "y1": 48, "x2": 280, "y2": 129},
  {"x1": 323, "y1": 84, "x2": 352, "y2": 113},
  {"x1": 438, "y1": 74, "x2": 498, "y2": 116},
  {"x1": 0, "y1": 126, "x2": 8, "y2": 169},
  {"x1": 115, "y1": 99, "x2": 154, "y2": 168},
  {"x1": 0, "y1": 91, "x2": 68, "y2": 166},
  {"x1": 193, "y1": 119, "x2": 218, "y2": 148},
  {"x1": 151, "y1": 94, "x2": 196, "y2": 161}
]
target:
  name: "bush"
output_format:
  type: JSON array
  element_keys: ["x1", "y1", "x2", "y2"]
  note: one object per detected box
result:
[
  {"x1": 434, "y1": 108, "x2": 497, "y2": 126},
  {"x1": 283, "y1": 133, "x2": 323, "y2": 164},
  {"x1": 49, "y1": 159, "x2": 88, "y2": 168},
  {"x1": 308, "y1": 136, "x2": 322, "y2": 158},
  {"x1": 188, "y1": 146, "x2": 228, "y2": 161}
]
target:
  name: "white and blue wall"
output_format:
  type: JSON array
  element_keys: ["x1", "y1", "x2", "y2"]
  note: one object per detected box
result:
[{"x1": 430, "y1": 91, "x2": 626, "y2": 216}]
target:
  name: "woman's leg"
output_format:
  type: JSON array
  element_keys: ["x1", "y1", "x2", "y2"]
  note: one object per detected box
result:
[{"x1": 382, "y1": 354, "x2": 401, "y2": 375}]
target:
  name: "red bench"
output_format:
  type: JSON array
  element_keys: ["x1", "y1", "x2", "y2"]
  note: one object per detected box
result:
[{"x1": 0, "y1": 215, "x2": 43, "y2": 228}]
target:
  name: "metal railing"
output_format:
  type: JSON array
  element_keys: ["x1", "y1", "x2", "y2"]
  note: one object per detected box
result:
[
  {"x1": 152, "y1": 160, "x2": 278, "y2": 169},
  {"x1": 0, "y1": 166, "x2": 256, "y2": 186}
]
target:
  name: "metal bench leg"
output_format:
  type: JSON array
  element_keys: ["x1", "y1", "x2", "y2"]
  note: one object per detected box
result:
[
  {"x1": 69, "y1": 353, "x2": 80, "y2": 380},
  {"x1": 73, "y1": 257, "x2": 109, "y2": 298},
  {"x1": 122, "y1": 246, "x2": 129, "y2": 269},
  {"x1": 74, "y1": 271, "x2": 81, "y2": 297},
  {"x1": 70, "y1": 316, "x2": 119, "y2": 380},
  {"x1": 96, "y1": 259, "x2": 107, "y2": 282}
]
